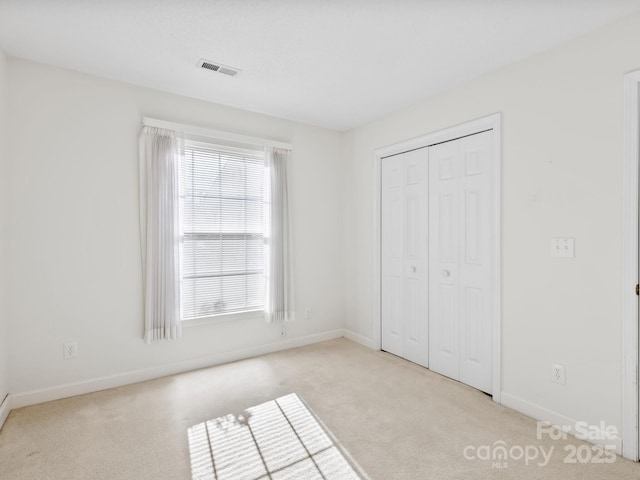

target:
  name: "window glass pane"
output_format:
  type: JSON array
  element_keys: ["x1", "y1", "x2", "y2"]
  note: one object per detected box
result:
[{"x1": 180, "y1": 141, "x2": 265, "y2": 320}]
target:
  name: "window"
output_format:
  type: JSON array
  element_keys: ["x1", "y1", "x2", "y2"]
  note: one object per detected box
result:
[
  {"x1": 140, "y1": 118, "x2": 292, "y2": 341},
  {"x1": 179, "y1": 139, "x2": 265, "y2": 320}
]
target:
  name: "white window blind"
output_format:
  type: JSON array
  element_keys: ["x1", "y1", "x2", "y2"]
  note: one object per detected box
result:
[{"x1": 180, "y1": 140, "x2": 265, "y2": 320}]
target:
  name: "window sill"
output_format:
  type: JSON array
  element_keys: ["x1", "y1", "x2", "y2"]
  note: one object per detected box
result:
[{"x1": 182, "y1": 309, "x2": 264, "y2": 327}]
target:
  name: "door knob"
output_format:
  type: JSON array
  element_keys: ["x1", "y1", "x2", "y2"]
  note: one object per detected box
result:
[
  {"x1": 442, "y1": 270, "x2": 451, "y2": 277},
  {"x1": 410, "y1": 266, "x2": 417, "y2": 273}
]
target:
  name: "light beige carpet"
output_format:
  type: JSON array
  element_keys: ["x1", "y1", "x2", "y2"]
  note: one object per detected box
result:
[
  {"x1": 0, "y1": 338, "x2": 639, "y2": 479},
  {"x1": 188, "y1": 393, "x2": 369, "y2": 480}
]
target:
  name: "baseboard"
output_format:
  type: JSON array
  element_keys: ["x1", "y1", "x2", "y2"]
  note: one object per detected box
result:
[
  {"x1": 342, "y1": 329, "x2": 376, "y2": 349},
  {"x1": 501, "y1": 392, "x2": 622, "y2": 454},
  {"x1": 11, "y1": 329, "x2": 345, "y2": 409},
  {"x1": 0, "y1": 394, "x2": 11, "y2": 431}
]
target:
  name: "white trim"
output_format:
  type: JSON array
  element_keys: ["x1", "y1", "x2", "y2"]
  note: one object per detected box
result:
[
  {"x1": 622, "y1": 69, "x2": 640, "y2": 461},
  {"x1": 501, "y1": 392, "x2": 622, "y2": 454},
  {"x1": 0, "y1": 394, "x2": 11, "y2": 431},
  {"x1": 373, "y1": 115, "x2": 499, "y2": 159},
  {"x1": 11, "y1": 330, "x2": 344, "y2": 409},
  {"x1": 372, "y1": 113, "x2": 502, "y2": 403},
  {"x1": 343, "y1": 329, "x2": 376, "y2": 349},
  {"x1": 372, "y1": 150, "x2": 382, "y2": 352},
  {"x1": 141, "y1": 117, "x2": 293, "y2": 151},
  {"x1": 491, "y1": 119, "x2": 503, "y2": 406},
  {"x1": 182, "y1": 309, "x2": 264, "y2": 327}
]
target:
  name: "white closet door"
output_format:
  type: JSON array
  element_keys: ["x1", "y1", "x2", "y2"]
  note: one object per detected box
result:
[
  {"x1": 458, "y1": 132, "x2": 493, "y2": 393},
  {"x1": 403, "y1": 148, "x2": 429, "y2": 367},
  {"x1": 428, "y1": 139, "x2": 460, "y2": 381},
  {"x1": 381, "y1": 148, "x2": 429, "y2": 367},
  {"x1": 381, "y1": 154, "x2": 404, "y2": 358},
  {"x1": 429, "y1": 131, "x2": 493, "y2": 393}
]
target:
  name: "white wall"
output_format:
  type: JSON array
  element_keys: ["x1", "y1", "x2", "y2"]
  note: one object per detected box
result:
[
  {"x1": 6, "y1": 58, "x2": 345, "y2": 397},
  {"x1": 5, "y1": 10, "x2": 639, "y2": 444},
  {"x1": 343, "y1": 13, "x2": 640, "y2": 435},
  {"x1": 0, "y1": 48, "x2": 8, "y2": 405}
]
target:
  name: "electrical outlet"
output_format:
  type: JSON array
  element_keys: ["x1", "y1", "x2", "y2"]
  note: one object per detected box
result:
[
  {"x1": 63, "y1": 342, "x2": 78, "y2": 360},
  {"x1": 551, "y1": 363, "x2": 566, "y2": 385},
  {"x1": 280, "y1": 325, "x2": 286, "y2": 337},
  {"x1": 551, "y1": 238, "x2": 575, "y2": 258}
]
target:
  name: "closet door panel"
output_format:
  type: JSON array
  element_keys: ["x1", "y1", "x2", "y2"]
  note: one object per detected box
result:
[
  {"x1": 458, "y1": 132, "x2": 493, "y2": 393},
  {"x1": 428, "y1": 141, "x2": 460, "y2": 380},
  {"x1": 402, "y1": 148, "x2": 429, "y2": 367},
  {"x1": 381, "y1": 155, "x2": 405, "y2": 357},
  {"x1": 381, "y1": 149, "x2": 429, "y2": 367}
]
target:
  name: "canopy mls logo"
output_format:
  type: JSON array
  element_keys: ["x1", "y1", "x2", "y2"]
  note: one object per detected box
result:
[
  {"x1": 463, "y1": 421, "x2": 618, "y2": 469},
  {"x1": 463, "y1": 441, "x2": 554, "y2": 468}
]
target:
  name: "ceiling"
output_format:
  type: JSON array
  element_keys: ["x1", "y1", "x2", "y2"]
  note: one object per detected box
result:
[{"x1": 1, "y1": 0, "x2": 640, "y2": 131}]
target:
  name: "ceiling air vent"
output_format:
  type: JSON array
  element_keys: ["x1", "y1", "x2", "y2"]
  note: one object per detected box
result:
[{"x1": 197, "y1": 58, "x2": 240, "y2": 77}]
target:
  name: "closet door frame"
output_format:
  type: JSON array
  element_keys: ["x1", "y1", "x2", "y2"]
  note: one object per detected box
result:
[{"x1": 372, "y1": 113, "x2": 502, "y2": 404}]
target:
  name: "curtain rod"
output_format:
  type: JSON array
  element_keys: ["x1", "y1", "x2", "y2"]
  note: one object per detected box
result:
[{"x1": 141, "y1": 117, "x2": 293, "y2": 151}]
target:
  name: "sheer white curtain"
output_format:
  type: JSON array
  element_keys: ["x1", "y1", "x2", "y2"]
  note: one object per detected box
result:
[
  {"x1": 264, "y1": 147, "x2": 294, "y2": 323},
  {"x1": 139, "y1": 126, "x2": 182, "y2": 342}
]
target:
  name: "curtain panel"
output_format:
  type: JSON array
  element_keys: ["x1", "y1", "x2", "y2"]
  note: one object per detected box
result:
[
  {"x1": 139, "y1": 126, "x2": 182, "y2": 342},
  {"x1": 264, "y1": 147, "x2": 294, "y2": 323}
]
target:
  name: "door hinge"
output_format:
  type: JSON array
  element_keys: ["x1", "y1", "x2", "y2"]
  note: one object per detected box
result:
[{"x1": 636, "y1": 284, "x2": 639, "y2": 296}]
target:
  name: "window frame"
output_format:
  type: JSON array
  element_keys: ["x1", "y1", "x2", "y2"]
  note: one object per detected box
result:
[{"x1": 178, "y1": 137, "x2": 267, "y2": 325}]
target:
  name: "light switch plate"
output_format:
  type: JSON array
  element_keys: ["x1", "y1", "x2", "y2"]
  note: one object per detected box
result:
[{"x1": 551, "y1": 238, "x2": 575, "y2": 258}]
